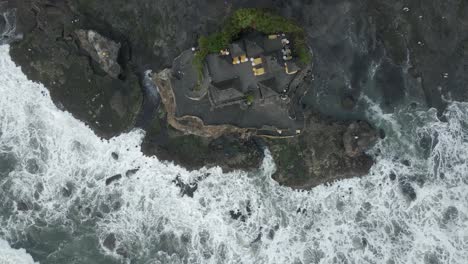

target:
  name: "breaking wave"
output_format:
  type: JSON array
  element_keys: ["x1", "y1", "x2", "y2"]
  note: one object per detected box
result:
[{"x1": 1, "y1": 44, "x2": 467, "y2": 264}]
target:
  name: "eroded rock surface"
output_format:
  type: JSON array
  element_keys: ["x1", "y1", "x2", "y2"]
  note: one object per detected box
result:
[
  {"x1": 268, "y1": 114, "x2": 376, "y2": 189},
  {"x1": 75, "y1": 29, "x2": 121, "y2": 78}
]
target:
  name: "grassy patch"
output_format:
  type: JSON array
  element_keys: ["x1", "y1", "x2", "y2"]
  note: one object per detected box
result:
[{"x1": 193, "y1": 8, "x2": 311, "y2": 79}]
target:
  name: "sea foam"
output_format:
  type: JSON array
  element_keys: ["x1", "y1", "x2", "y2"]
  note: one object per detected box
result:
[{"x1": 0, "y1": 239, "x2": 37, "y2": 264}]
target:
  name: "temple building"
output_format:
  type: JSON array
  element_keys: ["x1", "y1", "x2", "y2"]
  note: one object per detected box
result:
[{"x1": 204, "y1": 32, "x2": 301, "y2": 108}]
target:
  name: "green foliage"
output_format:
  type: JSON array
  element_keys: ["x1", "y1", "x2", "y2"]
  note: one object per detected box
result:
[
  {"x1": 245, "y1": 93, "x2": 255, "y2": 105},
  {"x1": 293, "y1": 35, "x2": 312, "y2": 65}
]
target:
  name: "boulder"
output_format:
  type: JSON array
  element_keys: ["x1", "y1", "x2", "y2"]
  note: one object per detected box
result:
[{"x1": 75, "y1": 29, "x2": 121, "y2": 78}]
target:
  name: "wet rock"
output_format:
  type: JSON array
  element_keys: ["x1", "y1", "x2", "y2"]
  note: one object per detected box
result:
[
  {"x1": 116, "y1": 246, "x2": 128, "y2": 258},
  {"x1": 379, "y1": 129, "x2": 386, "y2": 139},
  {"x1": 267, "y1": 229, "x2": 275, "y2": 240},
  {"x1": 343, "y1": 121, "x2": 378, "y2": 158},
  {"x1": 399, "y1": 180, "x2": 416, "y2": 201},
  {"x1": 424, "y1": 252, "x2": 442, "y2": 264},
  {"x1": 75, "y1": 29, "x2": 121, "y2": 78},
  {"x1": 336, "y1": 200, "x2": 345, "y2": 211},
  {"x1": 442, "y1": 206, "x2": 458, "y2": 224},
  {"x1": 0, "y1": 152, "x2": 16, "y2": 177},
  {"x1": 402, "y1": 160, "x2": 411, "y2": 166},
  {"x1": 61, "y1": 182, "x2": 75, "y2": 197},
  {"x1": 25, "y1": 159, "x2": 39, "y2": 174},
  {"x1": 304, "y1": 249, "x2": 325, "y2": 264},
  {"x1": 296, "y1": 208, "x2": 307, "y2": 214},
  {"x1": 111, "y1": 152, "x2": 119, "y2": 160},
  {"x1": 229, "y1": 210, "x2": 246, "y2": 222},
  {"x1": 16, "y1": 201, "x2": 30, "y2": 211},
  {"x1": 362, "y1": 202, "x2": 372, "y2": 211},
  {"x1": 143, "y1": 133, "x2": 263, "y2": 174},
  {"x1": 105, "y1": 174, "x2": 122, "y2": 185},
  {"x1": 389, "y1": 172, "x2": 397, "y2": 181},
  {"x1": 103, "y1": 233, "x2": 116, "y2": 251},
  {"x1": 352, "y1": 236, "x2": 367, "y2": 249},
  {"x1": 251, "y1": 232, "x2": 262, "y2": 244},
  {"x1": 172, "y1": 175, "x2": 197, "y2": 197},
  {"x1": 125, "y1": 168, "x2": 139, "y2": 177}
]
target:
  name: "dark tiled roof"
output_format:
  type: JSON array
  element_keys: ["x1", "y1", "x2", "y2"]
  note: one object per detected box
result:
[
  {"x1": 259, "y1": 77, "x2": 280, "y2": 93},
  {"x1": 212, "y1": 77, "x2": 242, "y2": 91},
  {"x1": 229, "y1": 41, "x2": 245, "y2": 57},
  {"x1": 244, "y1": 39, "x2": 264, "y2": 58},
  {"x1": 206, "y1": 54, "x2": 237, "y2": 83},
  {"x1": 263, "y1": 38, "x2": 283, "y2": 54}
]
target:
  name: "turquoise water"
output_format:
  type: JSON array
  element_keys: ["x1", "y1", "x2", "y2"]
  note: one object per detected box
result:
[{"x1": 1, "y1": 44, "x2": 467, "y2": 263}]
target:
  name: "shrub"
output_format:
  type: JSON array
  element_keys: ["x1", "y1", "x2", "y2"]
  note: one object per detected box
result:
[{"x1": 245, "y1": 93, "x2": 255, "y2": 105}]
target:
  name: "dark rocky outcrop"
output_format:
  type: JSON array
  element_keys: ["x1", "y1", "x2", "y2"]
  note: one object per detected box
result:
[
  {"x1": 143, "y1": 126, "x2": 263, "y2": 173},
  {"x1": 268, "y1": 114, "x2": 376, "y2": 189},
  {"x1": 8, "y1": 0, "x2": 142, "y2": 138}
]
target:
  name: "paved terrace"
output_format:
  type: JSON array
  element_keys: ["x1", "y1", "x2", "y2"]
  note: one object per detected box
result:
[{"x1": 170, "y1": 50, "x2": 304, "y2": 133}]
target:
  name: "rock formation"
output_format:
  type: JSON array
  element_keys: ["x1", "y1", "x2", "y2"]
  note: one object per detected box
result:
[{"x1": 75, "y1": 29, "x2": 121, "y2": 78}]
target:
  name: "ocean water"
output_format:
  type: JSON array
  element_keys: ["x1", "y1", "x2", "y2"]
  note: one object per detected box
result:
[{"x1": 0, "y1": 44, "x2": 467, "y2": 264}]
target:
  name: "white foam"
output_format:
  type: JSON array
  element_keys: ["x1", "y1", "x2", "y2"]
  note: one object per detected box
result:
[
  {"x1": 0, "y1": 239, "x2": 37, "y2": 264},
  {"x1": 1, "y1": 44, "x2": 468, "y2": 263}
]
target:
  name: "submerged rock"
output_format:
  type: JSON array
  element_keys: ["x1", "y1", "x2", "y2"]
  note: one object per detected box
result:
[
  {"x1": 399, "y1": 180, "x2": 417, "y2": 201},
  {"x1": 16, "y1": 201, "x2": 30, "y2": 211},
  {"x1": 111, "y1": 152, "x2": 119, "y2": 160},
  {"x1": 443, "y1": 206, "x2": 459, "y2": 224},
  {"x1": 125, "y1": 168, "x2": 139, "y2": 177},
  {"x1": 75, "y1": 30, "x2": 121, "y2": 78},
  {"x1": 105, "y1": 174, "x2": 122, "y2": 185},
  {"x1": 103, "y1": 233, "x2": 116, "y2": 251}
]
